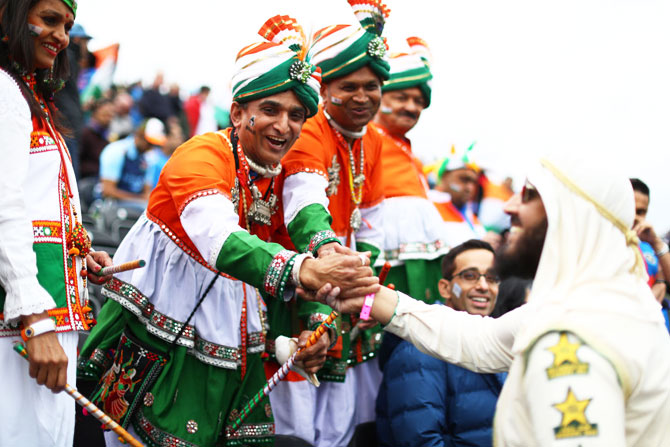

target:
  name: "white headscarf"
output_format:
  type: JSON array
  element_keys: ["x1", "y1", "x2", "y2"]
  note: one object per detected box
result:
[{"x1": 513, "y1": 149, "x2": 662, "y2": 353}]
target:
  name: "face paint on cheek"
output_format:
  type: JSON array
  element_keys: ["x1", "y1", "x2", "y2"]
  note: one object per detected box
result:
[
  {"x1": 244, "y1": 116, "x2": 256, "y2": 134},
  {"x1": 28, "y1": 24, "x2": 44, "y2": 37},
  {"x1": 452, "y1": 283, "x2": 462, "y2": 299},
  {"x1": 330, "y1": 96, "x2": 343, "y2": 106},
  {"x1": 450, "y1": 183, "x2": 462, "y2": 193},
  {"x1": 380, "y1": 105, "x2": 392, "y2": 114}
]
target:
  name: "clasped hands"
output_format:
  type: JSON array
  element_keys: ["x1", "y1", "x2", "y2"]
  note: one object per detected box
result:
[{"x1": 295, "y1": 243, "x2": 384, "y2": 322}]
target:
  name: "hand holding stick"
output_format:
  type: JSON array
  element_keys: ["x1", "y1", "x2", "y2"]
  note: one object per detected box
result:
[
  {"x1": 13, "y1": 343, "x2": 144, "y2": 447},
  {"x1": 229, "y1": 303, "x2": 339, "y2": 435},
  {"x1": 96, "y1": 259, "x2": 146, "y2": 277}
]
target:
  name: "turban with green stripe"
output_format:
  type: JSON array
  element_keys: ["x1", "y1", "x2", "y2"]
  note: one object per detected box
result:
[
  {"x1": 231, "y1": 16, "x2": 322, "y2": 117},
  {"x1": 383, "y1": 37, "x2": 433, "y2": 107},
  {"x1": 383, "y1": 53, "x2": 433, "y2": 107},
  {"x1": 308, "y1": 1, "x2": 391, "y2": 83}
]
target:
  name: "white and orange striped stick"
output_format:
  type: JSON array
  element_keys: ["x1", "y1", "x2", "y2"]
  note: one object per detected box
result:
[
  {"x1": 13, "y1": 343, "x2": 143, "y2": 447},
  {"x1": 97, "y1": 259, "x2": 146, "y2": 276}
]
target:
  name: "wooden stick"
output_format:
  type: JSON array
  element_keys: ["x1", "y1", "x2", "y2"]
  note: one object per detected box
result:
[
  {"x1": 229, "y1": 311, "x2": 339, "y2": 434},
  {"x1": 97, "y1": 259, "x2": 146, "y2": 276},
  {"x1": 13, "y1": 343, "x2": 144, "y2": 447}
]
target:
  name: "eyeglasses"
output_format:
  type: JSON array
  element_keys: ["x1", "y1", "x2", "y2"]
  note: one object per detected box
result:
[
  {"x1": 521, "y1": 180, "x2": 539, "y2": 203},
  {"x1": 452, "y1": 268, "x2": 501, "y2": 285}
]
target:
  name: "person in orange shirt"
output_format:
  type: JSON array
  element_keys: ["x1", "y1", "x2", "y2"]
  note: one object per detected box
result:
[
  {"x1": 429, "y1": 148, "x2": 488, "y2": 248},
  {"x1": 370, "y1": 37, "x2": 447, "y2": 304},
  {"x1": 275, "y1": 1, "x2": 391, "y2": 445},
  {"x1": 78, "y1": 16, "x2": 378, "y2": 447}
]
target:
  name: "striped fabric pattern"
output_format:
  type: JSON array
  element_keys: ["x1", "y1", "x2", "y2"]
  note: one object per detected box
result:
[
  {"x1": 383, "y1": 37, "x2": 433, "y2": 106},
  {"x1": 307, "y1": 0, "x2": 391, "y2": 82},
  {"x1": 231, "y1": 15, "x2": 321, "y2": 116}
]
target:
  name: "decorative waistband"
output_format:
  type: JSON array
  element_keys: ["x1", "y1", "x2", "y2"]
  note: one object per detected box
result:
[{"x1": 103, "y1": 277, "x2": 265, "y2": 370}]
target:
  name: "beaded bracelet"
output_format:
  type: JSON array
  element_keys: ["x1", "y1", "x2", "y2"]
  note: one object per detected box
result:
[
  {"x1": 277, "y1": 255, "x2": 297, "y2": 301},
  {"x1": 308, "y1": 230, "x2": 340, "y2": 256},
  {"x1": 264, "y1": 250, "x2": 297, "y2": 299}
]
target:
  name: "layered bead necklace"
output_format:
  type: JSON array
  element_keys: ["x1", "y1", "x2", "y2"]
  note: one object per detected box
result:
[
  {"x1": 325, "y1": 112, "x2": 366, "y2": 234},
  {"x1": 226, "y1": 129, "x2": 280, "y2": 378}
]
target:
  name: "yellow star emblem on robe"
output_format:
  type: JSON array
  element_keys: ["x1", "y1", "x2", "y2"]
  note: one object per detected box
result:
[
  {"x1": 552, "y1": 388, "x2": 599, "y2": 439},
  {"x1": 545, "y1": 332, "x2": 589, "y2": 379}
]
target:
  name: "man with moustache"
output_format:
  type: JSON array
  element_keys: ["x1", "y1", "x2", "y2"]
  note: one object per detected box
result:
[
  {"x1": 272, "y1": 1, "x2": 390, "y2": 445},
  {"x1": 376, "y1": 240, "x2": 504, "y2": 447},
  {"x1": 325, "y1": 149, "x2": 670, "y2": 445},
  {"x1": 369, "y1": 37, "x2": 447, "y2": 304},
  {"x1": 79, "y1": 16, "x2": 379, "y2": 447}
]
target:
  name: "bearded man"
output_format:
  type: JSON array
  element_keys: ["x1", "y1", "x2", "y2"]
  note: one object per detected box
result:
[{"x1": 325, "y1": 149, "x2": 670, "y2": 446}]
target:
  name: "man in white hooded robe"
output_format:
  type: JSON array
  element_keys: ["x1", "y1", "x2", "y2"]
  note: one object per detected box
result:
[{"x1": 324, "y1": 149, "x2": 670, "y2": 446}]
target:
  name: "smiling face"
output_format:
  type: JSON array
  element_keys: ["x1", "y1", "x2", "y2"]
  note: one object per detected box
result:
[
  {"x1": 27, "y1": 0, "x2": 73, "y2": 70},
  {"x1": 375, "y1": 86, "x2": 426, "y2": 136},
  {"x1": 230, "y1": 90, "x2": 307, "y2": 167},
  {"x1": 440, "y1": 168, "x2": 479, "y2": 208},
  {"x1": 495, "y1": 181, "x2": 548, "y2": 280},
  {"x1": 439, "y1": 248, "x2": 499, "y2": 316},
  {"x1": 321, "y1": 65, "x2": 382, "y2": 132}
]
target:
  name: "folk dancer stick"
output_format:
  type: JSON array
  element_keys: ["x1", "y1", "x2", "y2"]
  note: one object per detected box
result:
[
  {"x1": 229, "y1": 311, "x2": 339, "y2": 434},
  {"x1": 13, "y1": 343, "x2": 144, "y2": 447},
  {"x1": 350, "y1": 261, "x2": 391, "y2": 341},
  {"x1": 96, "y1": 259, "x2": 146, "y2": 276}
]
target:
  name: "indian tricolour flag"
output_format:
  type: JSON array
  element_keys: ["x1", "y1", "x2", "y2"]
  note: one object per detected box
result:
[{"x1": 80, "y1": 43, "x2": 119, "y2": 103}]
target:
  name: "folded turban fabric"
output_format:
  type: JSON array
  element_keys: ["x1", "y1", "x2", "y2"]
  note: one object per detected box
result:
[
  {"x1": 308, "y1": 0, "x2": 391, "y2": 83},
  {"x1": 232, "y1": 15, "x2": 321, "y2": 117},
  {"x1": 383, "y1": 37, "x2": 433, "y2": 107}
]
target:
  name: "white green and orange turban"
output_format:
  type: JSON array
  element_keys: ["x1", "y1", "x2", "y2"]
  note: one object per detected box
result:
[
  {"x1": 429, "y1": 143, "x2": 480, "y2": 180},
  {"x1": 308, "y1": 0, "x2": 391, "y2": 83},
  {"x1": 231, "y1": 15, "x2": 321, "y2": 117},
  {"x1": 383, "y1": 37, "x2": 433, "y2": 107}
]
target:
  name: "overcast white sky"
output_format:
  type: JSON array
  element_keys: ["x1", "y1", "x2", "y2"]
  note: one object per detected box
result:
[{"x1": 78, "y1": 0, "x2": 670, "y2": 232}]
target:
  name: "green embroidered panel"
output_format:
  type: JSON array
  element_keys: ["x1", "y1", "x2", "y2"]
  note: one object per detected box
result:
[{"x1": 0, "y1": 243, "x2": 66, "y2": 310}]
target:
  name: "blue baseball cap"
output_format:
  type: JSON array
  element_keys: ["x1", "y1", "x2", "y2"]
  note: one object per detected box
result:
[{"x1": 70, "y1": 23, "x2": 92, "y2": 39}]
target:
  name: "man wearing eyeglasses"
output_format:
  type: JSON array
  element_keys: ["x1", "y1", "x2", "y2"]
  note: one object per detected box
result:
[{"x1": 376, "y1": 239, "x2": 504, "y2": 446}]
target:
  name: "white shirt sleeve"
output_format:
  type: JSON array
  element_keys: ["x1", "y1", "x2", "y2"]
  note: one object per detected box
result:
[
  {"x1": 0, "y1": 71, "x2": 57, "y2": 322},
  {"x1": 523, "y1": 331, "x2": 626, "y2": 446},
  {"x1": 179, "y1": 193, "x2": 246, "y2": 268},
  {"x1": 282, "y1": 172, "x2": 330, "y2": 227},
  {"x1": 385, "y1": 292, "x2": 521, "y2": 372}
]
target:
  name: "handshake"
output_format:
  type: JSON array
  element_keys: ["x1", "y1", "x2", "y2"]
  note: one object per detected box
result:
[{"x1": 294, "y1": 242, "x2": 381, "y2": 315}]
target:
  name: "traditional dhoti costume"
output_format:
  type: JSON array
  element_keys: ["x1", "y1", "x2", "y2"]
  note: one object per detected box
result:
[
  {"x1": 78, "y1": 18, "x2": 321, "y2": 447},
  {"x1": 270, "y1": 2, "x2": 390, "y2": 445}
]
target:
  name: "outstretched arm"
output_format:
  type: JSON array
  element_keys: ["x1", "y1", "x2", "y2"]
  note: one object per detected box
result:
[{"x1": 324, "y1": 286, "x2": 522, "y2": 373}]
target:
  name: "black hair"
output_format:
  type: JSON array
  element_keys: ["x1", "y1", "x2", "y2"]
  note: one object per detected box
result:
[
  {"x1": 629, "y1": 178, "x2": 650, "y2": 198},
  {"x1": 0, "y1": 0, "x2": 71, "y2": 132},
  {"x1": 441, "y1": 239, "x2": 495, "y2": 279},
  {"x1": 90, "y1": 97, "x2": 113, "y2": 113},
  {"x1": 200, "y1": 86, "x2": 211, "y2": 94}
]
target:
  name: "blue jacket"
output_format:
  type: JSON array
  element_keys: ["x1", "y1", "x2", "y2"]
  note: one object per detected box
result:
[{"x1": 376, "y1": 334, "x2": 504, "y2": 447}]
